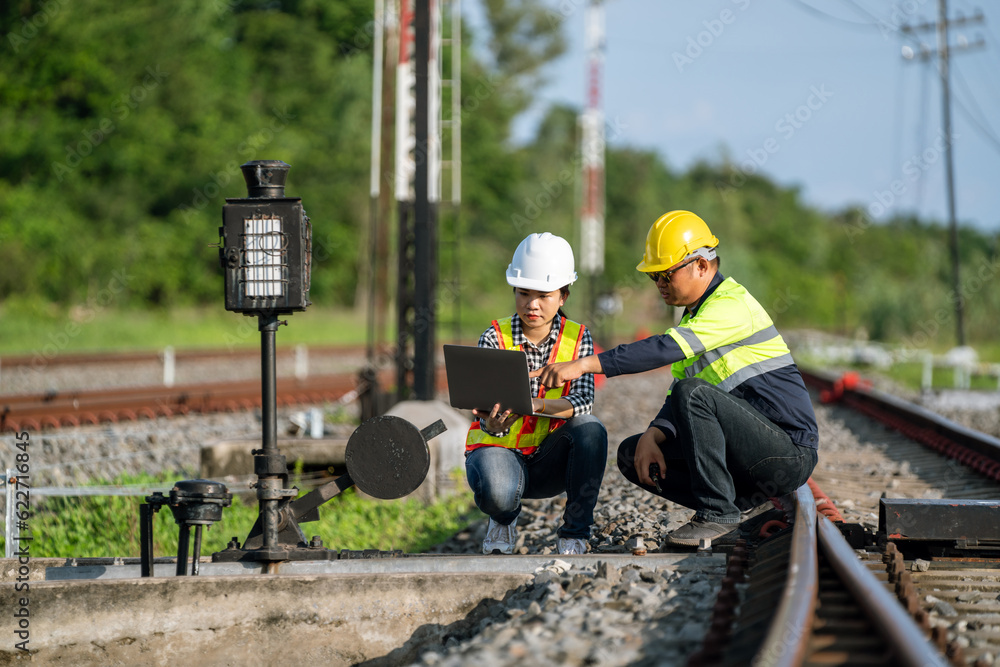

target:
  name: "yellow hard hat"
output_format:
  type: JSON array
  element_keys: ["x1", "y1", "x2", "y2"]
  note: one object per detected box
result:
[{"x1": 636, "y1": 210, "x2": 719, "y2": 272}]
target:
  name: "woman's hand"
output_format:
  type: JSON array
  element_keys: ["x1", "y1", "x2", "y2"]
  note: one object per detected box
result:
[{"x1": 472, "y1": 403, "x2": 520, "y2": 433}]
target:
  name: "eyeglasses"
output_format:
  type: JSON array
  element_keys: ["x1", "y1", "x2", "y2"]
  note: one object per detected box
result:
[{"x1": 647, "y1": 257, "x2": 699, "y2": 284}]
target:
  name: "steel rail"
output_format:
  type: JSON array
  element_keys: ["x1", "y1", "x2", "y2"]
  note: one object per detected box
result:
[
  {"x1": 0, "y1": 368, "x2": 426, "y2": 432},
  {"x1": 752, "y1": 483, "x2": 818, "y2": 667},
  {"x1": 801, "y1": 367, "x2": 1000, "y2": 474},
  {"x1": 1, "y1": 376, "x2": 356, "y2": 409},
  {"x1": 0, "y1": 365, "x2": 451, "y2": 432},
  {"x1": 816, "y1": 515, "x2": 947, "y2": 667},
  {"x1": 754, "y1": 482, "x2": 950, "y2": 667},
  {"x1": 0, "y1": 344, "x2": 366, "y2": 368}
]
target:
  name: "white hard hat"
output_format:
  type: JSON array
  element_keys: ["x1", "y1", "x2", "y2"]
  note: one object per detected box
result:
[{"x1": 506, "y1": 232, "x2": 578, "y2": 291}]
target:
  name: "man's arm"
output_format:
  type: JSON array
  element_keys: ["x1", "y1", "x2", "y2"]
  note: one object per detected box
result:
[
  {"x1": 531, "y1": 355, "x2": 603, "y2": 388},
  {"x1": 597, "y1": 334, "x2": 685, "y2": 377}
]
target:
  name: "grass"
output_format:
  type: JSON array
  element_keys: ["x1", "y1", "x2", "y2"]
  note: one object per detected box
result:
[
  {"x1": 0, "y1": 303, "x2": 372, "y2": 355},
  {"x1": 3, "y1": 471, "x2": 481, "y2": 559},
  {"x1": 0, "y1": 300, "x2": 513, "y2": 356},
  {"x1": 863, "y1": 362, "x2": 998, "y2": 392}
]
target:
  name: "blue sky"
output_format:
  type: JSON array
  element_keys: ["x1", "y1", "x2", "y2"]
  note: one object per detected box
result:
[{"x1": 471, "y1": 0, "x2": 1000, "y2": 233}]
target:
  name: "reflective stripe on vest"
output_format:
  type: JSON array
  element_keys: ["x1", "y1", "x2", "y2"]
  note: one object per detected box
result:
[
  {"x1": 466, "y1": 316, "x2": 585, "y2": 454},
  {"x1": 667, "y1": 278, "x2": 792, "y2": 392}
]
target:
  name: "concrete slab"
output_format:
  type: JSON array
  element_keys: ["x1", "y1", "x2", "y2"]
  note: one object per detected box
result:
[
  {"x1": 0, "y1": 558, "x2": 66, "y2": 584},
  {"x1": 40, "y1": 552, "x2": 724, "y2": 580},
  {"x1": 2, "y1": 552, "x2": 724, "y2": 665},
  {"x1": 200, "y1": 437, "x2": 348, "y2": 478},
  {"x1": 0, "y1": 571, "x2": 531, "y2": 666}
]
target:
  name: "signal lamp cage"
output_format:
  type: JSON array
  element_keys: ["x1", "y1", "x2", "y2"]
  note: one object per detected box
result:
[{"x1": 220, "y1": 161, "x2": 312, "y2": 315}]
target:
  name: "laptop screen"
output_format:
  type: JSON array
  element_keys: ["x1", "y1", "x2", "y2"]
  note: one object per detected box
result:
[{"x1": 443, "y1": 345, "x2": 536, "y2": 416}]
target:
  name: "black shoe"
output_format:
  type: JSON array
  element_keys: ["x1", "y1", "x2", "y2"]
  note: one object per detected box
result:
[{"x1": 664, "y1": 518, "x2": 737, "y2": 547}]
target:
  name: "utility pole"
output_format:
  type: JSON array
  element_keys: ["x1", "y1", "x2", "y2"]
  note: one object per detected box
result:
[
  {"x1": 363, "y1": 0, "x2": 399, "y2": 419},
  {"x1": 376, "y1": 2, "x2": 398, "y2": 358},
  {"x1": 579, "y1": 0, "x2": 606, "y2": 340},
  {"x1": 394, "y1": 0, "x2": 443, "y2": 402},
  {"x1": 902, "y1": 2, "x2": 985, "y2": 347},
  {"x1": 413, "y1": 0, "x2": 436, "y2": 400}
]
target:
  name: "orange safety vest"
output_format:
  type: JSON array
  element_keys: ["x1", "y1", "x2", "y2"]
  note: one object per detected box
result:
[{"x1": 466, "y1": 316, "x2": 586, "y2": 455}]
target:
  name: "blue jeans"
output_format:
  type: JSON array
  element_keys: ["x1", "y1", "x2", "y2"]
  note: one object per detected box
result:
[
  {"x1": 617, "y1": 378, "x2": 817, "y2": 524},
  {"x1": 465, "y1": 415, "x2": 608, "y2": 539}
]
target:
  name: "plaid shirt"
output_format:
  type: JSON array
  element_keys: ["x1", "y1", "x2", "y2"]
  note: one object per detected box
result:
[{"x1": 477, "y1": 314, "x2": 596, "y2": 431}]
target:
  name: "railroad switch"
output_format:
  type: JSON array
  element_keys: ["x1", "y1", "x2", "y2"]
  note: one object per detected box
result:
[
  {"x1": 137, "y1": 417, "x2": 443, "y2": 574},
  {"x1": 140, "y1": 479, "x2": 233, "y2": 577},
  {"x1": 879, "y1": 497, "x2": 1000, "y2": 558},
  {"x1": 210, "y1": 415, "x2": 444, "y2": 565},
  {"x1": 834, "y1": 521, "x2": 869, "y2": 549}
]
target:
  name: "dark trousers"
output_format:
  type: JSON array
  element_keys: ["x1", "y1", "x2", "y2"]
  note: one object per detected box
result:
[
  {"x1": 465, "y1": 415, "x2": 608, "y2": 539},
  {"x1": 617, "y1": 378, "x2": 817, "y2": 523}
]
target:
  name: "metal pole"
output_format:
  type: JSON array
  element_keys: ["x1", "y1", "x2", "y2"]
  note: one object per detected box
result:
[
  {"x1": 370, "y1": 0, "x2": 385, "y2": 201},
  {"x1": 294, "y1": 343, "x2": 308, "y2": 380},
  {"x1": 450, "y1": 0, "x2": 462, "y2": 343},
  {"x1": 163, "y1": 345, "x2": 175, "y2": 387},
  {"x1": 451, "y1": 0, "x2": 461, "y2": 206},
  {"x1": 368, "y1": 0, "x2": 386, "y2": 367},
  {"x1": 259, "y1": 313, "x2": 281, "y2": 549},
  {"x1": 376, "y1": 1, "x2": 398, "y2": 356},
  {"x1": 261, "y1": 315, "x2": 279, "y2": 452},
  {"x1": 140, "y1": 503, "x2": 154, "y2": 577},
  {"x1": 191, "y1": 525, "x2": 203, "y2": 576},
  {"x1": 176, "y1": 524, "x2": 190, "y2": 576},
  {"x1": 414, "y1": 0, "x2": 436, "y2": 400},
  {"x1": 938, "y1": 0, "x2": 964, "y2": 346}
]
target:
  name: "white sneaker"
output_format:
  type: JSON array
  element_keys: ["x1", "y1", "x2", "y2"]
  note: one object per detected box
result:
[
  {"x1": 557, "y1": 537, "x2": 587, "y2": 555},
  {"x1": 483, "y1": 517, "x2": 517, "y2": 555}
]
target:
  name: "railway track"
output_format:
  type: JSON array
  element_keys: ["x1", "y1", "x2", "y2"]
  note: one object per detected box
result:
[
  {"x1": 0, "y1": 344, "x2": 366, "y2": 370},
  {"x1": 0, "y1": 373, "x2": 378, "y2": 432},
  {"x1": 0, "y1": 345, "x2": 453, "y2": 432},
  {"x1": 682, "y1": 369, "x2": 1000, "y2": 666},
  {"x1": 6, "y1": 354, "x2": 1000, "y2": 665}
]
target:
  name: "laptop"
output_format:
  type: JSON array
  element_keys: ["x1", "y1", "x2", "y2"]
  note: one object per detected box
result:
[{"x1": 443, "y1": 345, "x2": 548, "y2": 417}]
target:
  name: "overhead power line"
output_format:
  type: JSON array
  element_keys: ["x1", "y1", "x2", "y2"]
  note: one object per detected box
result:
[
  {"x1": 900, "y1": 0, "x2": 987, "y2": 347},
  {"x1": 787, "y1": 0, "x2": 878, "y2": 30},
  {"x1": 950, "y1": 63, "x2": 1000, "y2": 153}
]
